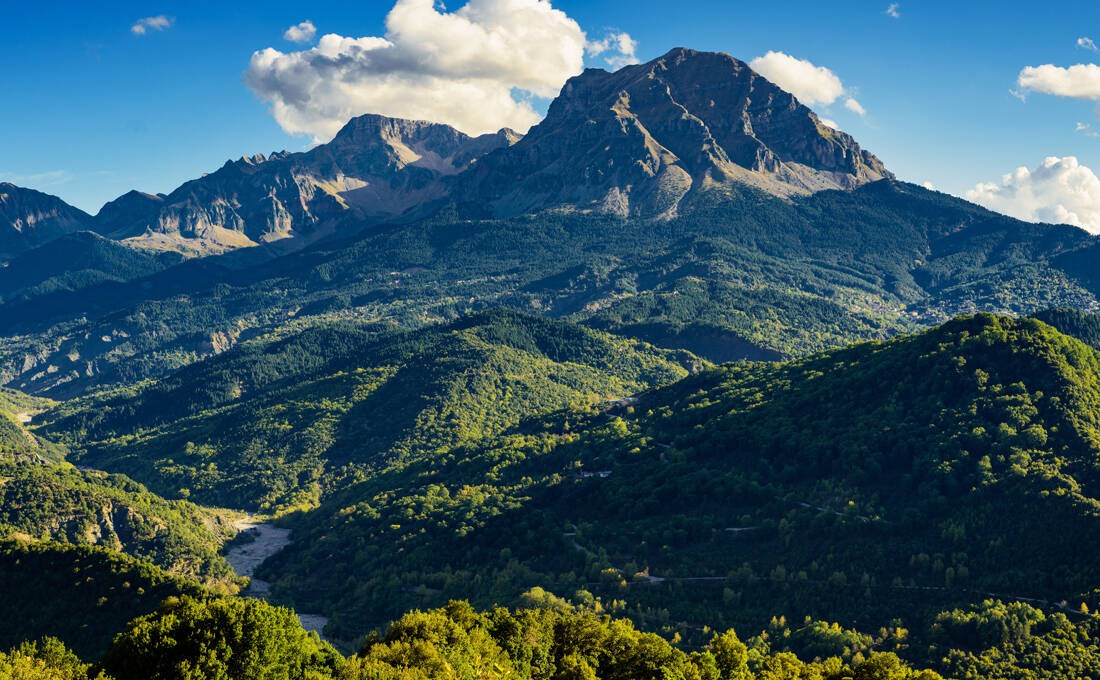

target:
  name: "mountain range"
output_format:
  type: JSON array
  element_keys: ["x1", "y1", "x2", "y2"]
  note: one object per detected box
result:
[
  {"x1": 2, "y1": 48, "x2": 892, "y2": 262},
  {"x1": 2, "y1": 44, "x2": 1100, "y2": 680}
]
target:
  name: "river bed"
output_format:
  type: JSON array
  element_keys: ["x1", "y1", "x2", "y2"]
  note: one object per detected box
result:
[{"x1": 226, "y1": 518, "x2": 329, "y2": 639}]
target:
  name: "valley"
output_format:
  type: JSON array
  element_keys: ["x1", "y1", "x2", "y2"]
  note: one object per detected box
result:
[
  {"x1": 0, "y1": 39, "x2": 1099, "y2": 680},
  {"x1": 225, "y1": 517, "x2": 329, "y2": 637}
]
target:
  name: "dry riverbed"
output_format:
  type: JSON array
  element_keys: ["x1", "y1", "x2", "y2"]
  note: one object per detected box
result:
[{"x1": 226, "y1": 518, "x2": 329, "y2": 639}]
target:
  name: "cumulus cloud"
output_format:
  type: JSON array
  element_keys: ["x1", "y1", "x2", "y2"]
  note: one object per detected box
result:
[
  {"x1": 965, "y1": 156, "x2": 1100, "y2": 234},
  {"x1": 1016, "y1": 63, "x2": 1100, "y2": 100},
  {"x1": 922, "y1": 181, "x2": 936, "y2": 190},
  {"x1": 819, "y1": 118, "x2": 839, "y2": 130},
  {"x1": 586, "y1": 31, "x2": 638, "y2": 69},
  {"x1": 749, "y1": 51, "x2": 867, "y2": 118},
  {"x1": 885, "y1": 3, "x2": 900, "y2": 18},
  {"x1": 131, "y1": 15, "x2": 173, "y2": 35},
  {"x1": 283, "y1": 20, "x2": 317, "y2": 44},
  {"x1": 245, "y1": 0, "x2": 634, "y2": 142},
  {"x1": 1079, "y1": 37, "x2": 1098, "y2": 52}
]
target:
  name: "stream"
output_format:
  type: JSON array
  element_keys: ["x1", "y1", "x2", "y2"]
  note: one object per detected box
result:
[{"x1": 226, "y1": 518, "x2": 330, "y2": 639}]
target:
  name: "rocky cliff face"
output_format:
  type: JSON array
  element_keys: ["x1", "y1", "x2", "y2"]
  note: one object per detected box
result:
[
  {"x1": 94, "y1": 115, "x2": 519, "y2": 253},
  {"x1": 456, "y1": 48, "x2": 891, "y2": 217},
  {"x1": 0, "y1": 183, "x2": 90, "y2": 259}
]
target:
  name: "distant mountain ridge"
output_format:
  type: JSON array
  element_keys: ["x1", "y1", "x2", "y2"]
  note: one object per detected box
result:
[
  {"x1": 4, "y1": 48, "x2": 894, "y2": 259},
  {"x1": 91, "y1": 114, "x2": 520, "y2": 254}
]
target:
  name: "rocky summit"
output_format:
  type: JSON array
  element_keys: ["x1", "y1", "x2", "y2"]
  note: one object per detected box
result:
[{"x1": 457, "y1": 48, "x2": 892, "y2": 218}]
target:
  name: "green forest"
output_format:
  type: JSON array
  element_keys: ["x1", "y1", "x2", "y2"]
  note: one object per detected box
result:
[
  {"x1": 38, "y1": 310, "x2": 695, "y2": 511},
  {"x1": 2, "y1": 182, "x2": 1097, "y2": 402},
  {"x1": 0, "y1": 463, "x2": 240, "y2": 587},
  {"x1": 0, "y1": 181, "x2": 1098, "y2": 677},
  {"x1": 6, "y1": 588, "x2": 1100, "y2": 680}
]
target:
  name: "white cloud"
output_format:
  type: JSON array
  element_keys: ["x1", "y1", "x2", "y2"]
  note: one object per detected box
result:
[
  {"x1": 1017, "y1": 63, "x2": 1100, "y2": 100},
  {"x1": 283, "y1": 20, "x2": 317, "y2": 44},
  {"x1": 585, "y1": 31, "x2": 638, "y2": 69},
  {"x1": 1079, "y1": 37, "x2": 1098, "y2": 52},
  {"x1": 749, "y1": 51, "x2": 868, "y2": 119},
  {"x1": 965, "y1": 156, "x2": 1100, "y2": 234},
  {"x1": 131, "y1": 15, "x2": 173, "y2": 35},
  {"x1": 1077, "y1": 122, "x2": 1100, "y2": 138},
  {"x1": 245, "y1": 0, "x2": 616, "y2": 141},
  {"x1": 885, "y1": 3, "x2": 900, "y2": 18},
  {"x1": 750, "y1": 51, "x2": 843, "y2": 106},
  {"x1": 922, "y1": 181, "x2": 935, "y2": 190},
  {"x1": 819, "y1": 118, "x2": 838, "y2": 130}
]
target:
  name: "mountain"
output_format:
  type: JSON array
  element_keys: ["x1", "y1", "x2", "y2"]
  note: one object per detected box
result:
[
  {"x1": 39, "y1": 309, "x2": 697, "y2": 510},
  {"x1": 73, "y1": 47, "x2": 887, "y2": 254},
  {"x1": 91, "y1": 189, "x2": 165, "y2": 238},
  {"x1": 0, "y1": 183, "x2": 90, "y2": 260},
  {"x1": 258, "y1": 315, "x2": 1100, "y2": 645},
  {"x1": 455, "y1": 47, "x2": 891, "y2": 218},
  {"x1": 92, "y1": 115, "x2": 519, "y2": 254}
]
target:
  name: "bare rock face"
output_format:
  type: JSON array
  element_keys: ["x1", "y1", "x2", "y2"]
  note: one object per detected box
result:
[
  {"x1": 457, "y1": 47, "x2": 891, "y2": 217},
  {"x1": 93, "y1": 115, "x2": 520, "y2": 253},
  {"x1": 0, "y1": 183, "x2": 90, "y2": 259}
]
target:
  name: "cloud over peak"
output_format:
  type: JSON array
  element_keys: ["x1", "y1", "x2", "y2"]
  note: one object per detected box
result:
[
  {"x1": 966, "y1": 156, "x2": 1100, "y2": 234},
  {"x1": 749, "y1": 51, "x2": 866, "y2": 118},
  {"x1": 245, "y1": 0, "x2": 637, "y2": 142},
  {"x1": 131, "y1": 15, "x2": 173, "y2": 35}
]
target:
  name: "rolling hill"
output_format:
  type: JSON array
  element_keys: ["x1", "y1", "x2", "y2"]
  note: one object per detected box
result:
[
  {"x1": 255, "y1": 314, "x2": 1100, "y2": 649},
  {"x1": 38, "y1": 309, "x2": 696, "y2": 511}
]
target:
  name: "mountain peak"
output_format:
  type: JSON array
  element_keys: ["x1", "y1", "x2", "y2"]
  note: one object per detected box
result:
[{"x1": 458, "y1": 48, "x2": 891, "y2": 218}]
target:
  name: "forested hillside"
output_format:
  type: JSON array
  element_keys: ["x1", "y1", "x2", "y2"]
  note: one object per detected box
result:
[
  {"x1": 0, "y1": 388, "x2": 63, "y2": 463},
  {"x1": 3, "y1": 182, "x2": 1096, "y2": 399},
  {"x1": 0, "y1": 541, "x2": 207, "y2": 657},
  {"x1": 1032, "y1": 308, "x2": 1100, "y2": 349},
  {"x1": 0, "y1": 463, "x2": 239, "y2": 587},
  {"x1": 255, "y1": 315, "x2": 1100, "y2": 651},
  {"x1": 39, "y1": 310, "x2": 695, "y2": 511}
]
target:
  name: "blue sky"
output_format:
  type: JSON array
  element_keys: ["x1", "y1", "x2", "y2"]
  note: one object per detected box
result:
[{"x1": 3, "y1": 0, "x2": 1099, "y2": 226}]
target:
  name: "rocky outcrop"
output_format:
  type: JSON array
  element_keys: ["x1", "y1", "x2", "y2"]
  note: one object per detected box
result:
[
  {"x1": 0, "y1": 183, "x2": 90, "y2": 259},
  {"x1": 456, "y1": 47, "x2": 891, "y2": 217}
]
